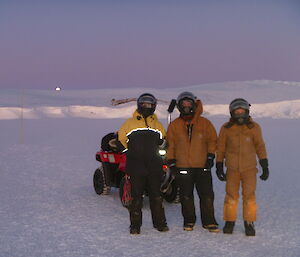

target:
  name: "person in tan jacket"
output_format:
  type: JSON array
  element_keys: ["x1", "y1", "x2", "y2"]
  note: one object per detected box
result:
[
  {"x1": 167, "y1": 92, "x2": 219, "y2": 232},
  {"x1": 216, "y1": 98, "x2": 269, "y2": 236}
]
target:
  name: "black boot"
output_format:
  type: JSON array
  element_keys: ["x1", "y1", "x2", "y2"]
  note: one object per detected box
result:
[
  {"x1": 244, "y1": 221, "x2": 255, "y2": 236},
  {"x1": 155, "y1": 225, "x2": 169, "y2": 232},
  {"x1": 223, "y1": 221, "x2": 235, "y2": 234},
  {"x1": 130, "y1": 226, "x2": 141, "y2": 235},
  {"x1": 129, "y1": 200, "x2": 142, "y2": 235}
]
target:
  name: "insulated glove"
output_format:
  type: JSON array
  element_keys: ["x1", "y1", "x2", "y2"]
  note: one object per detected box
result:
[
  {"x1": 158, "y1": 139, "x2": 167, "y2": 149},
  {"x1": 259, "y1": 158, "x2": 269, "y2": 181},
  {"x1": 216, "y1": 162, "x2": 226, "y2": 181},
  {"x1": 205, "y1": 153, "x2": 215, "y2": 169},
  {"x1": 113, "y1": 139, "x2": 126, "y2": 153}
]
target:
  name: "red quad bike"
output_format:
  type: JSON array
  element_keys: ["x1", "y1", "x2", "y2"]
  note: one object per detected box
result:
[{"x1": 93, "y1": 133, "x2": 180, "y2": 207}]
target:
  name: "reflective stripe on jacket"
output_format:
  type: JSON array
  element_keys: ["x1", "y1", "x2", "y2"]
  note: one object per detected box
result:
[{"x1": 118, "y1": 110, "x2": 166, "y2": 157}]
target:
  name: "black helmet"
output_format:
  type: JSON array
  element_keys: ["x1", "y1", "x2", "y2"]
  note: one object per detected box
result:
[
  {"x1": 229, "y1": 98, "x2": 251, "y2": 125},
  {"x1": 137, "y1": 93, "x2": 157, "y2": 117},
  {"x1": 176, "y1": 91, "x2": 196, "y2": 116}
]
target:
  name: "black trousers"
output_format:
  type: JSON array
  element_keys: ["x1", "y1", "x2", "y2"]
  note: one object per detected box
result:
[
  {"x1": 126, "y1": 156, "x2": 167, "y2": 229},
  {"x1": 176, "y1": 168, "x2": 218, "y2": 226}
]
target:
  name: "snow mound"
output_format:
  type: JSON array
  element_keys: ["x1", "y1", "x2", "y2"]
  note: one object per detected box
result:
[
  {"x1": 1, "y1": 99, "x2": 300, "y2": 120},
  {"x1": 204, "y1": 99, "x2": 300, "y2": 119},
  {"x1": 1, "y1": 80, "x2": 300, "y2": 119}
]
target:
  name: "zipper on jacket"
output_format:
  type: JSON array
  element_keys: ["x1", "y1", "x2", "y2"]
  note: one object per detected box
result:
[
  {"x1": 238, "y1": 126, "x2": 241, "y2": 170},
  {"x1": 186, "y1": 122, "x2": 193, "y2": 142},
  {"x1": 144, "y1": 117, "x2": 149, "y2": 128}
]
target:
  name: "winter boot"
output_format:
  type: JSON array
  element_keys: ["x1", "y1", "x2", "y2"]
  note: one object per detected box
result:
[
  {"x1": 203, "y1": 224, "x2": 220, "y2": 233},
  {"x1": 183, "y1": 223, "x2": 195, "y2": 231},
  {"x1": 155, "y1": 225, "x2": 169, "y2": 232},
  {"x1": 223, "y1": 221, "x2": 235, "y2": 234},
  {"x1": 130, "y1": 226, "x2": 141, "y2": 235},
  {"x1": 244, "y1": 221, "x2": 255, "y2": 236}
]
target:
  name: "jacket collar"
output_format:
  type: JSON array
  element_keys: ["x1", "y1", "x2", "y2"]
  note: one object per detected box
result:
[{"x1": 133, "y1": 110, "x2": 157, "y2": 122}]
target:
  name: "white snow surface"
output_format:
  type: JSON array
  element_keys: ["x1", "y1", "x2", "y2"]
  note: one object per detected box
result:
[{"x1": 1, "y1": 80, "x2": 300, "y2": 257}]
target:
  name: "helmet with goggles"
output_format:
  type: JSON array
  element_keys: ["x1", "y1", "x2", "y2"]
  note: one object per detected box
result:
[
  {"x1": 176, "y1": 91, "x2": 197, "y2": 116},
  {"x1": 229, "y1": 98, "x2": 251, "y2": 125},
  {"x1": 137, "y1": 93, "x2": 157, "y2": 118}
]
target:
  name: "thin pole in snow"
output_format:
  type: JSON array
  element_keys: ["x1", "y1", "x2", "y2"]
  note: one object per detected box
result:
[{"x1": 20, "y1": 89, "x2": 24, "y2": 144}]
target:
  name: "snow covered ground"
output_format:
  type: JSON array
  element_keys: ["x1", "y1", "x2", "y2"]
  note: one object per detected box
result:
[{"x1": 1, "y1": 80, "x2": 300, "y2": 257}]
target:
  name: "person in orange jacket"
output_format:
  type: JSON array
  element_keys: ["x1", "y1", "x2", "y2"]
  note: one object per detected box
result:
[
  {"x1": 166, "y1": 92, "x2": 219, "y2": 232},
  {"x1": 216, "y1": 98, "x2": 269, "y2": 236}
]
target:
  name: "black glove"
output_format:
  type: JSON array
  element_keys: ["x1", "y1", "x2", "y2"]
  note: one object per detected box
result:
[
  {"x1": 158, "y1": 139, "x2": 167, "y2": 149},
  {"x1": 205, "y1": 153, "x2": 215, "y2": 170},
  {"x1": 216, "y1": 162, "x2": 226, "y2": 181},
  {"x1": 113, "y1": 140, "x2": 126, "y2": 153},
  {"x1": 259, "y1": 158, "x2": 269, "y2": 181}
]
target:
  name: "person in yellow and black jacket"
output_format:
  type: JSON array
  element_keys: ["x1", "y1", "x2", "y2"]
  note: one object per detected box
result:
[
  {"x1": 166, "y1": 92, "x2": 219, "y2": 232},
  {"x1": 216, "y1": 98, "x2": 269, "y2": 236},
  {"x1": 118, "y1": 93, "x2": 168, "y2": 235}
]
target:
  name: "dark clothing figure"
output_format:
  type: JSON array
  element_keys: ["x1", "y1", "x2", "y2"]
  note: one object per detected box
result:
[{"x1": 118, "y1": 94, "x2": 168, "y2": 234}]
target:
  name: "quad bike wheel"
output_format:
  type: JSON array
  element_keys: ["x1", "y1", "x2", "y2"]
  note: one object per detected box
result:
[
  {"x1": 162, "y1": 182, "x2": 180, "y2": 203},
  {"x1": 93, "y1": 166, "x2": 110, "y2": 195}
]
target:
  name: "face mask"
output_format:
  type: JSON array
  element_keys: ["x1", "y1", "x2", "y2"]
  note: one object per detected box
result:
[
  {"x1": 233, "y1": 113, "x2": 249, "y2": 125},
  {"x1": 140, "y1": 107, "x2": 154, "y2": 118},
  {"x1": 179, "y1": 99, "x2": 195, "y2": 116}
]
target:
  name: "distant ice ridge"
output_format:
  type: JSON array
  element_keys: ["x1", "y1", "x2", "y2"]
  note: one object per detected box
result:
[
  {"x1": 1, "y1": 99, "x2": 300, "y2": 120},
  {"x1": 1, "y1": 80, "x2": 300, "y2": 119},
  {"x1": 204, "y1": 99, "x2": 300, "y2": 119}
]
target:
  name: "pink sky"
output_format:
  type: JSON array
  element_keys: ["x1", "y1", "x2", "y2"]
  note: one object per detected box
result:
[{"x1": 1, "y1": 0, "x2": 300, "y2": 89}]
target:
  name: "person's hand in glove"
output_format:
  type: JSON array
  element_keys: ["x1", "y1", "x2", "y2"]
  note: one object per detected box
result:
[
  {"x1": 216, "y1": 162, "x2": 226, "y2": 181},
  {"x1": 259, "y1": 158, "x2": 269, "y2": 181},
  {"x1": 205, "y1": 153, "x2": 215, "y2": 170},
  {"x1": 109, "y1": 138, "x2": 125, "y2": 153}
]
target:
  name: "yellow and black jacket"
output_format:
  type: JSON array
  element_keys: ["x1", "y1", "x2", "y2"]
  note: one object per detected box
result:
[{"x1": 118, "y1": 110, "x2": 166, "y2": 159}]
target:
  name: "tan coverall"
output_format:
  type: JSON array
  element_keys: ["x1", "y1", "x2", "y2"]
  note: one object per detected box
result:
[{"x1": 216, "y1": 120, "x2": 267, "y2": 221}]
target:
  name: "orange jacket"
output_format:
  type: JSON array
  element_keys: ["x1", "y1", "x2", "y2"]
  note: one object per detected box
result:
[
  {"x1": 216, "y1": 120, "x2": 267, "y2": 170},
  {"x1": 166, "y1": 100, "x2": 217, "y2": 168}
]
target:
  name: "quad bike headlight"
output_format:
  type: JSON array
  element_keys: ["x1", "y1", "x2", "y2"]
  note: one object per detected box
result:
[{"x1": 159, "y1": 149, "x2": 166, "y2": 156}]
